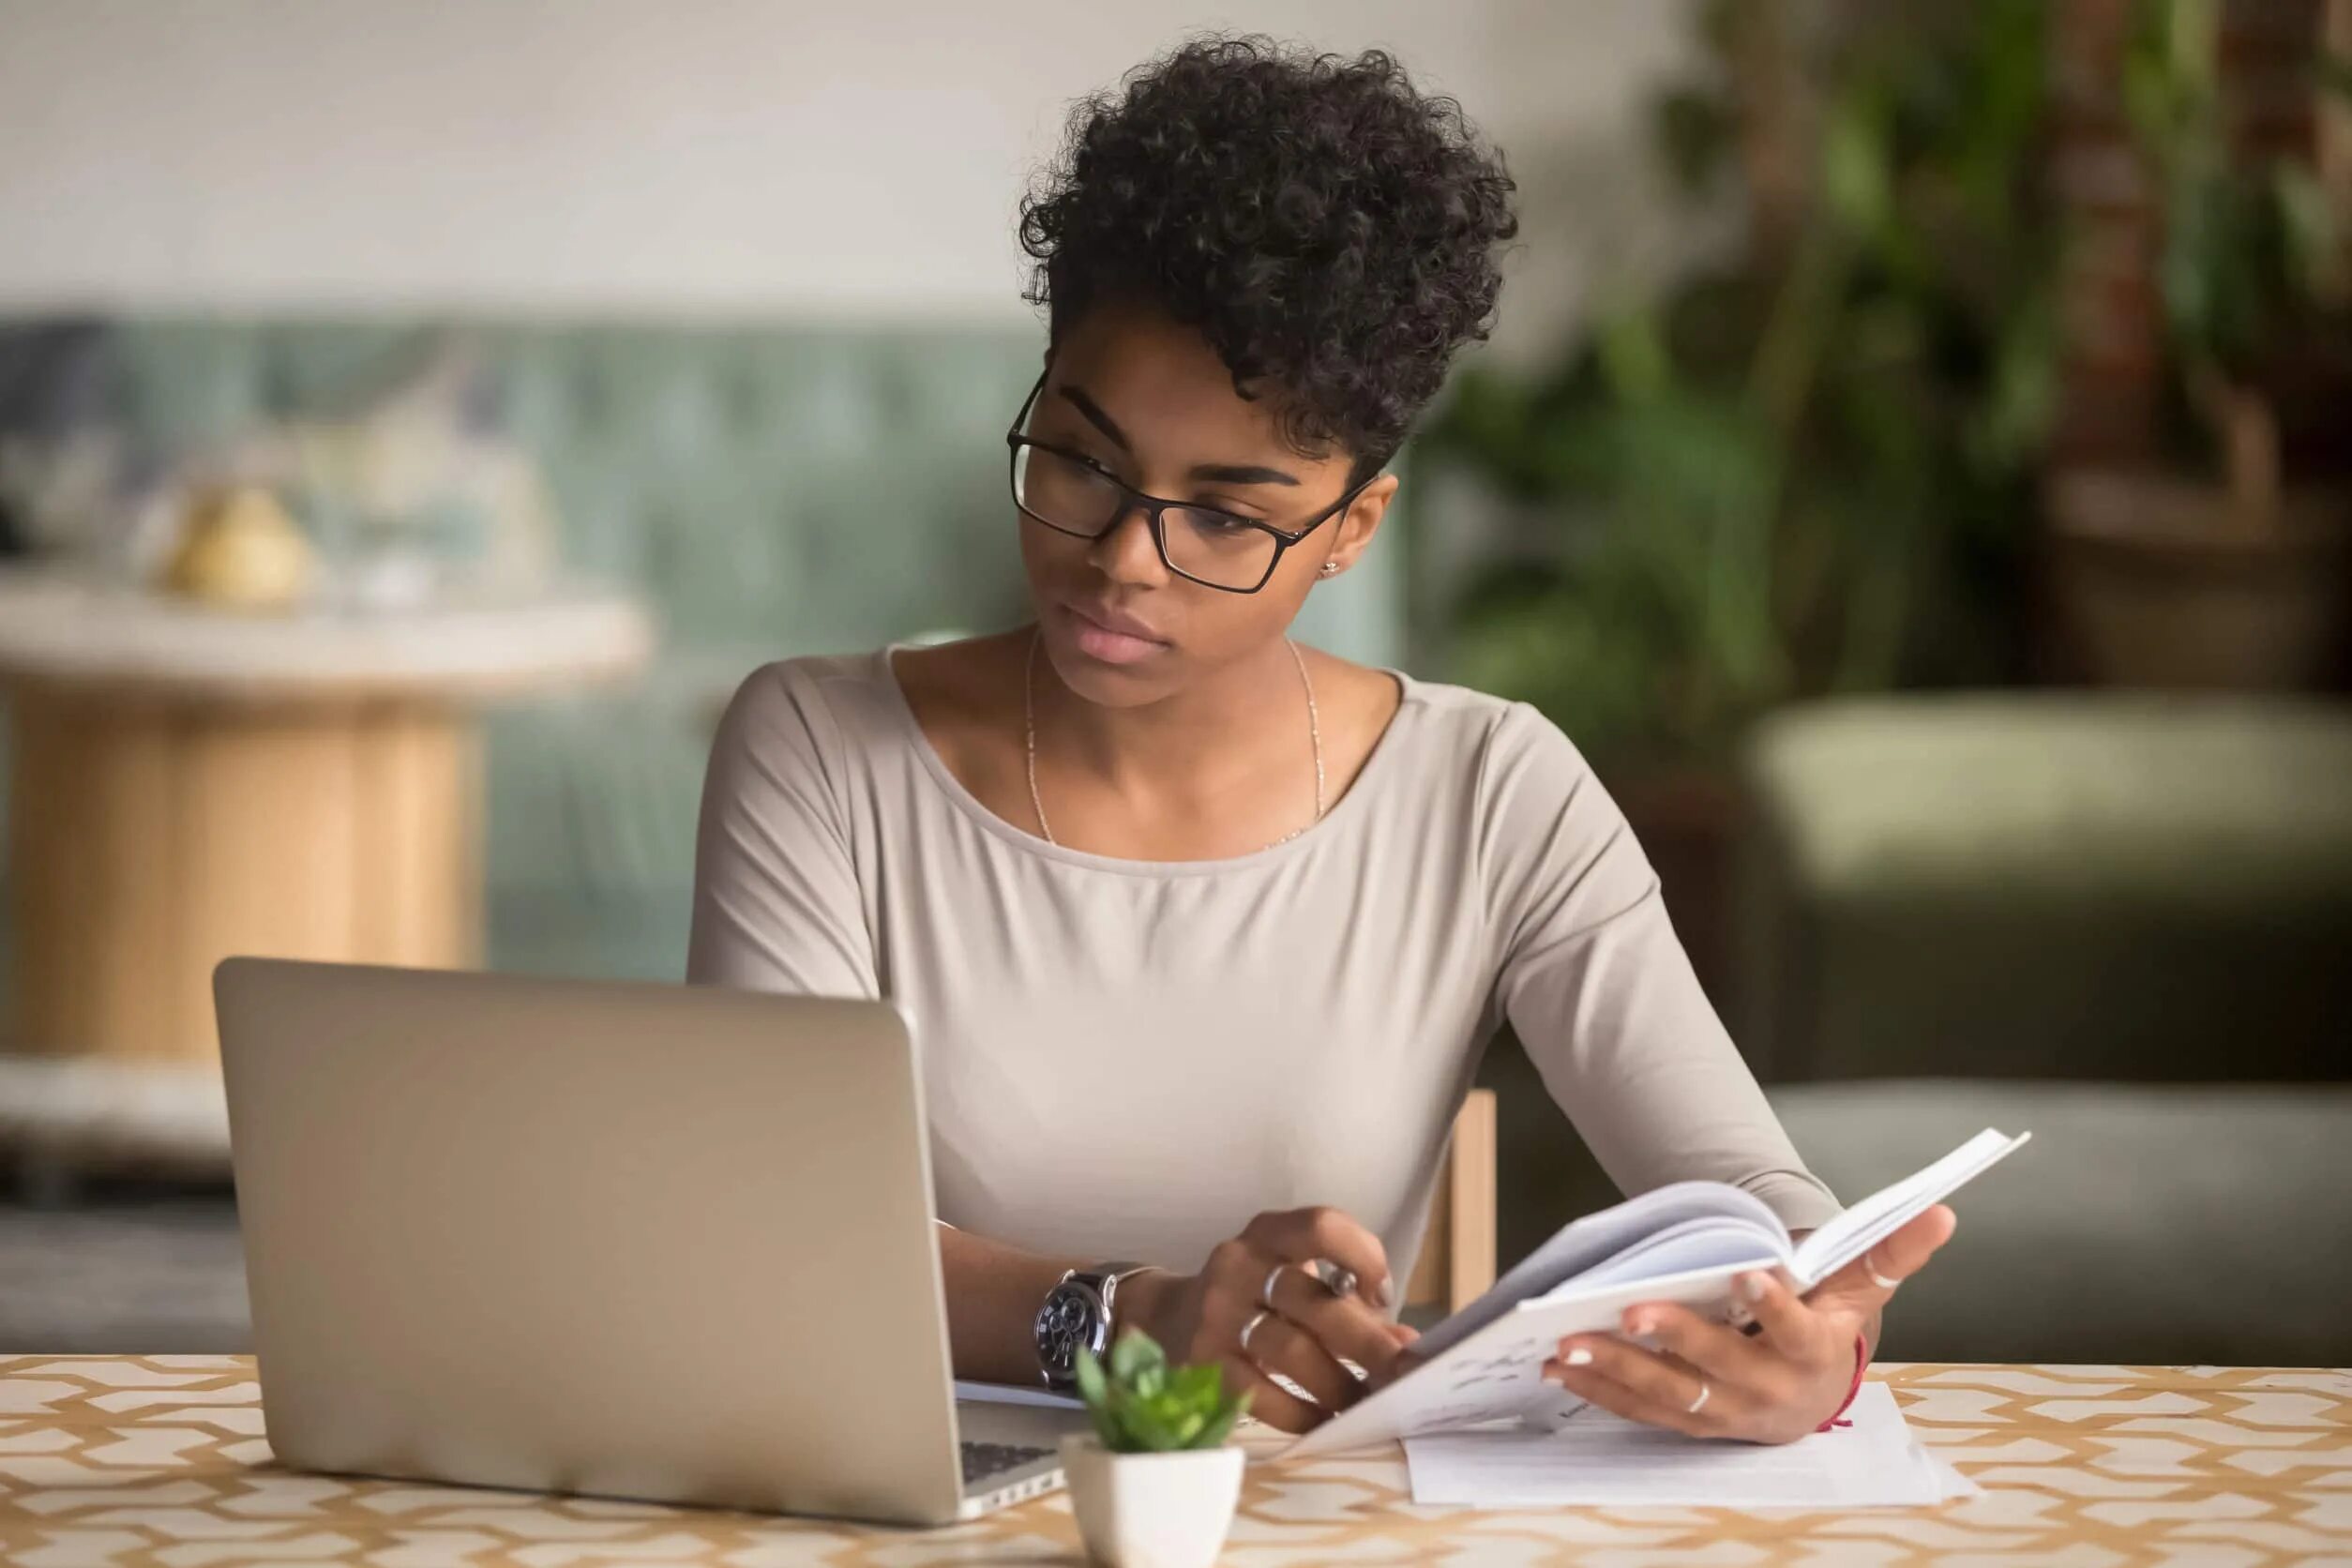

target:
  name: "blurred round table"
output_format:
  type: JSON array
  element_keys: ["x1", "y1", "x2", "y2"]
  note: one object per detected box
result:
[{"x1": 0, "y1": 568, "x2": 655, "y2": 1082}]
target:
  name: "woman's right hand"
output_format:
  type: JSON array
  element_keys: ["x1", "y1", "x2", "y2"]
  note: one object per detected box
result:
[{"x1": 1116, "y1": 1207, "x2": 1420, "y2": 1433}]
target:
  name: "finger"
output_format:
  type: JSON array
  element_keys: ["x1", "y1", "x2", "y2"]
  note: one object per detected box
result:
[
  {"x1": 1544, "y1": 1356, "x2": 1712, "y2": 1438},
  {"x1": 1738, "y1": 1269, "x2": 1835, "y2": 1364},
  {"x1": 1221, "y1": 1354, "x2": 1321, "y2": 1435},
  {"x1": 1267, "y1": 1267, "x2": 1410, "y2": 1386},
  {"x1": 1200, "y1": 1244, "x2": 1380, "y2": 1400},
  {"x1": 1199, "y1": 1236, "x2": 1284, "y2": 1313},
  {"x1": 1240, "y1": 1311, "x2": 1362, "y2": 1413},
  {"x1": 1869, "y1": 1204, "x2": 1956, "y2": 1282},
  {"x1": 1244, "y1": 1207, "x2": 1395, "y2": 1311},
  {"x1": 1621, "y1": 1301, "x2": 1773, "y2": 1385},
  {"x1": 1816, "y1": 1206, "x2": 1956, "y2": 1313},
  {"x1": 1550, "y1": 1335, "x2": 1730, "y2": 1435}
]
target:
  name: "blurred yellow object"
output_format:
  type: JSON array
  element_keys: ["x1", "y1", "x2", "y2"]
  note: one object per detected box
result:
[{"x1": 162, "y1": 484, "x2": 314, "y2": 610}]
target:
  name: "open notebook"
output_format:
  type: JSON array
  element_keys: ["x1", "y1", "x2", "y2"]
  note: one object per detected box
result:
[{"x1": 1282, "y1": 1127, "x2": 2028, "y2": 1460}]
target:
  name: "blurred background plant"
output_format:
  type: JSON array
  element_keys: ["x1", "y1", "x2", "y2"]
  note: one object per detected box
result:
[
  {"x1": 1420, "y1": 0, "x2": 2060, "y2": 772},
  {"x1": 2042, "y1": 0, "x2": 2352, "y2": 690},
  {"x1": 2126, "y1": 0, "x2": 2352, "y2": 522}
]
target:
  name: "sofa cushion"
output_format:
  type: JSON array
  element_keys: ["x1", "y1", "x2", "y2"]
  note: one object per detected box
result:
[
  {"x1": 1770, "y1": 1078, "x2": 2352, "y2": 1366},
  {"x1": 1738, "y1": 695, "x2": 2352, "y2": 1082}
]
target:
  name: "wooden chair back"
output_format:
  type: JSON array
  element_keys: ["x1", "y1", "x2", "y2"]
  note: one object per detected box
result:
[{"x1": 1401, "y1": 1088, "x2": 1497, "y2": 1315}]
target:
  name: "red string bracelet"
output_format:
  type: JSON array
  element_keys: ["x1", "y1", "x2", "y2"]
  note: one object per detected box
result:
[{"x1": 1816, "y1": 1332, "x2": 1870, "y2": 1431}]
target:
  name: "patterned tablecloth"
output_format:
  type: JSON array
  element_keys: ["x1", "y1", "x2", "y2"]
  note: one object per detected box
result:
[{"x1": 2, "y1": 1359, "x2": 2346, "y2": 1565}]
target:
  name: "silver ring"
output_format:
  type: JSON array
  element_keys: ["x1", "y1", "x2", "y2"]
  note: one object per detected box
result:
[
  {"x1": 1259, "y1": 1265, "x2": 1288, "y2": 1309},
  {"x1": 1240, "y1": 1309, "x2": 1270, "y2": 1356},
  {"x1": 1686, "y1": 1380, "x2": 1711, "y2": 1415},
  {"x1": 1863, "y1": 1249, "x2": 1900, "y2": 1290},
  {"x1": 1309, "y1": 1259, "x2": 1358, "y2": 1299}
]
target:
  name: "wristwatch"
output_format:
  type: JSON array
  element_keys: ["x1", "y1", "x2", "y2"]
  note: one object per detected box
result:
[{"x1": 1034, "y1": 1262, "x2": 1153, "y2": 1391}]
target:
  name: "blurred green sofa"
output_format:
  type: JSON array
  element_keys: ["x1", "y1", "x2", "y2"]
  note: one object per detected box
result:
[
  {"x1": 0, "y1": 316, "x2": 1408, "y2": 996},
  {"x1": 1741, "y1": 695, "x2": 2352, "y2": 1365},
  {"x1": 1736, "y1": 695, "x2": 2352, "y2": 1087}
]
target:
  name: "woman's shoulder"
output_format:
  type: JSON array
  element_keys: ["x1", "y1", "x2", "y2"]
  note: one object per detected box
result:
[
  {"x1": 714, "y1": 644, "x2": 923, "y2": 777},
  {"x1": 716, "y1": 633, "x2": 1024, "y2": 779},
  {"x1": 1376, "y1": 683, "x2": 1648, "y2": 941},
  {"x1": 723, "y1": 648, "x2": 890, "y2": 731},
  {"x1": 1381, "y1": 671, "x2": 1594, "y2": 787}
]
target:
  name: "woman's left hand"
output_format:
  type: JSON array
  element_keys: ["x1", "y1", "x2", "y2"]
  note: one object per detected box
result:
[{"x1": 1540, "y1": 1204, "x2": 1956, "y2": 1445}]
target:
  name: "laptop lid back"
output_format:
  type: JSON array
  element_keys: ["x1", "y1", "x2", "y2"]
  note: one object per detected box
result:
[{"x1": 216, "y1": 957, "x2": 965, "y2": 1524}]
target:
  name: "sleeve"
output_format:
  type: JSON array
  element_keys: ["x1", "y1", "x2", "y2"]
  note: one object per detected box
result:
[
  {"x1": 1478, "y1": 703, "x2": 1841, "y2": 1231},
  {"x1": 686, "y1": 661, "x2": 881, "y2": 1000}
]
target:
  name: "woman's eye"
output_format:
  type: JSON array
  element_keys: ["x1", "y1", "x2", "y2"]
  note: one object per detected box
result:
[
  {"x1": 1043, "y1": 448, "x2": 1118, "y2": 486},
  {"x1": 1189, "y1": 509, "x2": 1259, "y2": 534}
]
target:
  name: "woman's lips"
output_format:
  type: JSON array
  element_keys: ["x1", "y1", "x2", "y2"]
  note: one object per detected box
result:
[{"x1": 1060, "y1": 601, "x2": 1169, "y2": 665}]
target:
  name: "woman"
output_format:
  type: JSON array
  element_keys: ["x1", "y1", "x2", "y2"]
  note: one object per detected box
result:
[{"x1": 690, "y1": 37, "x2": 1952, "y2": 1441}]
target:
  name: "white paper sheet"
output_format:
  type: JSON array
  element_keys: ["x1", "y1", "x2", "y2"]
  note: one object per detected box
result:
[{"x1": 1404, "y1": 1384, "x2": 1974, "y2": 1509}]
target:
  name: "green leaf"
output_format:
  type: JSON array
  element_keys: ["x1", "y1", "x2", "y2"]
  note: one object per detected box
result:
[
  {"x1": 1175, "y1": 1364, "x2": 1213, "y2": 1395},
  {"x1": 2274, "y1": 168, "x2": 2340, "y2": 297},
  {"x1": 1074, "y1": 1347, "x2": 1108, "y2": 1410},
  {"x1": 1074, "y1": 1349, "x2": 1122, "y2": 1447},
  {"x1": 1108, "y1": 1331, "x2": 1163, "y2": 1387},
  {"x1": 1123, "y1": 1398, "x2": 1178, "y2": 1452},
  {"x1": 1821, "y1": 83, "x2": 1893, "y2": 238},
  {"x1": 1595, "y1": 309, "x2": 1672, "y2": 405},
  {"x1": 1196, "y1": 1401, "x2": 1244, "y2": 1451},
  {"x1": 1652, "y1": 85, "x2": 1735, "y2": 196}
]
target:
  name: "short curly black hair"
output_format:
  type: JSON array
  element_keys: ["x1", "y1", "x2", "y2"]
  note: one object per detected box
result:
[{"x1": 1019, "y1": 36, "x2": 1518, "y2": 483}]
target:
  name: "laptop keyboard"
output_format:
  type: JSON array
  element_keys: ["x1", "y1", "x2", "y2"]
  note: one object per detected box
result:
[{"x1": 961, "y1": 1440, "x2": 1054, "y2": 1485}]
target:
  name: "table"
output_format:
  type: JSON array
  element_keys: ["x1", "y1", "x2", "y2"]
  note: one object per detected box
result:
[
  {"x1": 0, "y1": 569, "x2": 653, "y2": 1082},
  {"x1": 2, "y1": 1360, "x2": 2344, "y2": 1565}
]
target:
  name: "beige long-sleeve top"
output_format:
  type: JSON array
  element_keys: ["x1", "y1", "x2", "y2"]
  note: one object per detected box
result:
[{"x1": 687, "y1": 650, "x2": 1838, "y2": 1283}]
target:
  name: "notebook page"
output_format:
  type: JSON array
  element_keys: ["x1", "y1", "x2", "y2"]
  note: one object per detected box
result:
[
  {"x1": 1405, "y1": 1383, "x2": 1968, "y2": 1508},
  {"x1": 1409, "y1": 1180, "x2": 1787, "y2": 1362},
  {"x1": 1790, "y1": 1129, "x2": 2030, "y2": 1288},
  {"x1": 1536, "y1": 1216, "x2": 1791, "y2": 1300}
]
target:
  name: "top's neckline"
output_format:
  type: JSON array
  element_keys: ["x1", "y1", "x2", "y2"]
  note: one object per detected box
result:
[{"x1": 878, "y1": 641, "x2": 1417, "y2": 880}]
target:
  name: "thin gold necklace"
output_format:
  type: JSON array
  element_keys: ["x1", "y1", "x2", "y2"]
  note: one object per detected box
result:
[{"x1": 1023, "y1": 627, "x2": 1325, "y2": 852}]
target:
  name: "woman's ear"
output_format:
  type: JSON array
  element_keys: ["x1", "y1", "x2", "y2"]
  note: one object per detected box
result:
[{"x1": 1319, "y1": 474, "x2": 1400, "y2": 578}]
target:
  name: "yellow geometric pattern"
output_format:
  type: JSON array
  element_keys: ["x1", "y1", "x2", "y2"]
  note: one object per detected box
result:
[{"x1": 1, "y1": 1359, "x2": 2346, "y2": 1565}]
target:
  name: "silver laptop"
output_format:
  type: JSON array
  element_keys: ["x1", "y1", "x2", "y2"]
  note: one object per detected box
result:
[{"x1": 214, "y1": 957, "x2": 1083, "y2": 1525}]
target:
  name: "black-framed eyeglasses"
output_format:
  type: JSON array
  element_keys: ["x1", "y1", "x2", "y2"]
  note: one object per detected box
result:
[{"x1": 1004, "y1": 371, "x2": 1369, "y2": 595}]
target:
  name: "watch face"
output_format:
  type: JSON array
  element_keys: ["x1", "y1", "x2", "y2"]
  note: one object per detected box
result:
[{"x1": 1036, "y1": 1280, "x2": 1107, "y2": 1380}]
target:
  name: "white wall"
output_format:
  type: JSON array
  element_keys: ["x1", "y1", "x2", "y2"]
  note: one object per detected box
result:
[{"x1": 0, "y1": 0, "x2": 1693, "y2": 357}]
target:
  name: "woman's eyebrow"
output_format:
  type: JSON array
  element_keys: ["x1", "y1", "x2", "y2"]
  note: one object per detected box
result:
[
  {"x1": 1189, "y1": 460, "x2": 1300, "y2": 487},
  {"x1": 1058, "y1": 383, "x2": 1302, "y2": 488}
]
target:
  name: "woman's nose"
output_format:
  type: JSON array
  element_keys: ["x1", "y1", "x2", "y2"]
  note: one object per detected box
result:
[{"x1": 1088, "y1": 503, "x2": 1169, "y2": 587}]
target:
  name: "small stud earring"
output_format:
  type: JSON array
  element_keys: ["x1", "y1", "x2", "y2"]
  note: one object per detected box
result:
[{"x1": 1319, "y1": 561, "x2": 1342, "y2": 578}]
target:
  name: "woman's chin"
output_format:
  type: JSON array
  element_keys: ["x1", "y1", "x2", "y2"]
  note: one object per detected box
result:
[{"x1": 1037, "y1": 624, "x2": 1179, "y2": 705}]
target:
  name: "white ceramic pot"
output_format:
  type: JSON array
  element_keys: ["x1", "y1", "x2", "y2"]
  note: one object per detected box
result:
[{"x1": 1059, "y1": 1433, "x2": 1245, "y2": 1568}]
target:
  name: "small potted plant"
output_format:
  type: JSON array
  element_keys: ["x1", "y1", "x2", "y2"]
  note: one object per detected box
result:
[{"x1": 1062, "y1": 1332, "x2": 1250, "y2": 1568}]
